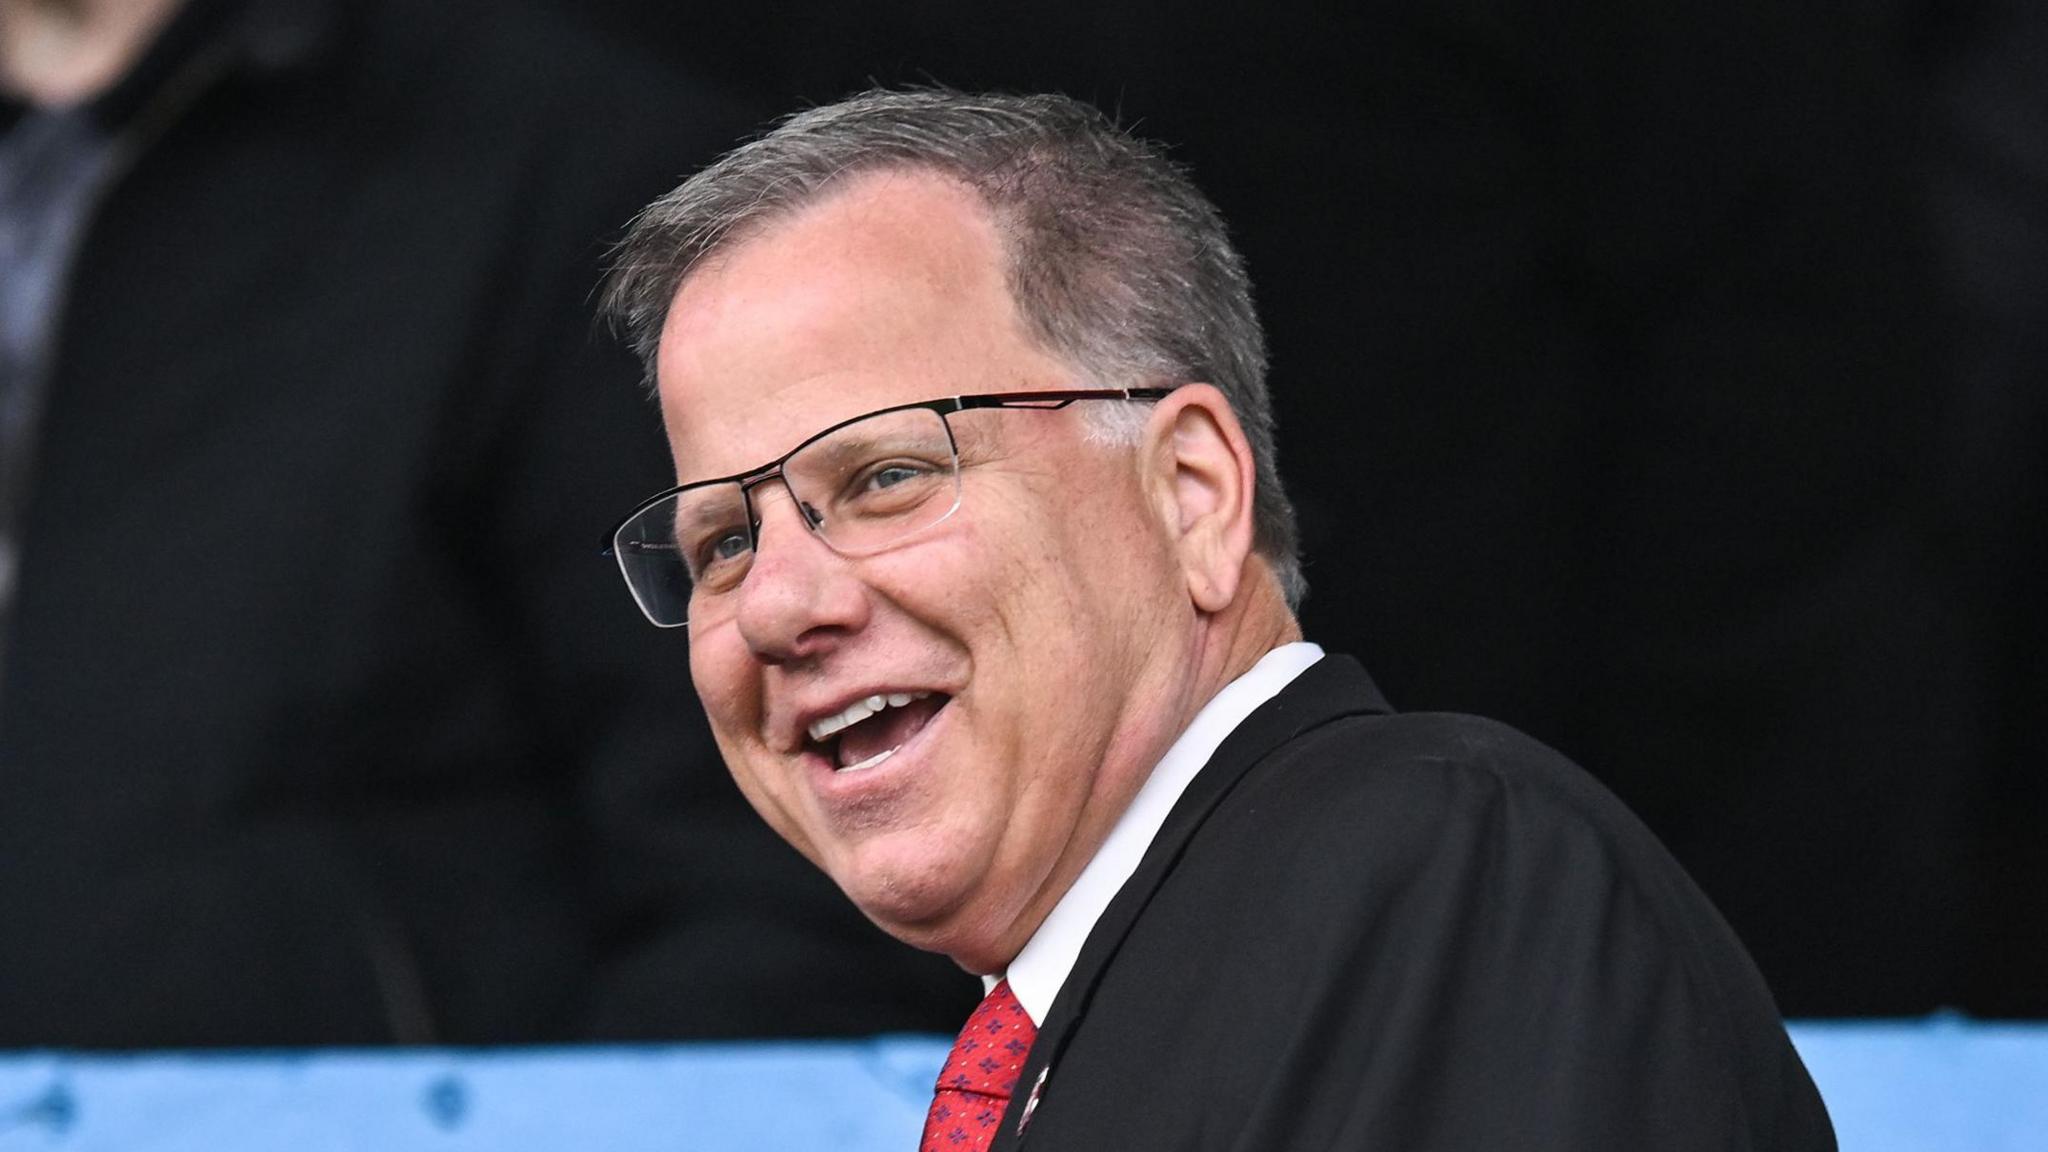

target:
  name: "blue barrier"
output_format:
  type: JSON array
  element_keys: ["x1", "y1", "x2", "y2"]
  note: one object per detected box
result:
[{"x1": 2, "y1": 1020, "x2": 2040, "y2": 1150}]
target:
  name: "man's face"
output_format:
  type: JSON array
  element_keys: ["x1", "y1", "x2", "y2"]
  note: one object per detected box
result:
[{"x1": 654, "y1": 172, "x2": 1196, "y2": 971}]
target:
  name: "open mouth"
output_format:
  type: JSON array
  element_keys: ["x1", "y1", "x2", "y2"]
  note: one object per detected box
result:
[{"x1": 807, "y1": 692, "x2": 950, "y2": 773}]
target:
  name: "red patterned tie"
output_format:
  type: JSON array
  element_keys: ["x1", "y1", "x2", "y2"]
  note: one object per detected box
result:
[{"x1": 920, "y1": 979, "x2": 1037, "y2": 1152}]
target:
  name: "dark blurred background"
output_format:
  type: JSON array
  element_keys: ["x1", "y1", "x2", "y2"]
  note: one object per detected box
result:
[
  {"x1": 2, "y1": 0, "x2": 2039, "y2": 1047},
  {"x1": 561, "y1": 0, "x2": 2045, "y2": 1017}
]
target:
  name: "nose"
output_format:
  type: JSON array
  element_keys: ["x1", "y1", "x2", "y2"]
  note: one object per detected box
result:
[{"x1": 729, "y1": 481, "x2": 869, "y2": 664}]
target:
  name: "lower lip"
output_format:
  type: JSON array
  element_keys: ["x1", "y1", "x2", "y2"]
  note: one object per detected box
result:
[{"x1": 805, "y1": 700, "x2": 950, "y2": 801}]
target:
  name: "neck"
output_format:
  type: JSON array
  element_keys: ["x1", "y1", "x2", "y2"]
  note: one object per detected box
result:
[
  {"x1": 1191, "y1": 562, "x2": 1305, "y2": 701},
  {"x1": 0, "y1": 0, "x2": 184, "y2": 107}
]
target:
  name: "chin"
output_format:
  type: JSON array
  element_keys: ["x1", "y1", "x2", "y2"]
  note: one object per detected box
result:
[
  {"x1": 834, "y1": 843, "x2": 990, "y2": 952},
  {"x1": 867, "y1": 910, "x2": 1010, "y2": 972}
]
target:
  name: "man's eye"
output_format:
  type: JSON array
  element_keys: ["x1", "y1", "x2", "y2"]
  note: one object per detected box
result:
[
  {"x1": 865, "y1": 463, "x2": 931, "y2": 491},
  {"x1": 689, "y1": 528, "x2": 753, "y2": 579}
]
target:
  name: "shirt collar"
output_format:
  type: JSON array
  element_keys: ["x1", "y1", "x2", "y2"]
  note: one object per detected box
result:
[{"x1": 993, "y1": 641, "x2": 1326, "y2": 1024}]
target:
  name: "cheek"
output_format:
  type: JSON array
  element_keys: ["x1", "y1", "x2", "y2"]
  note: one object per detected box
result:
[
  {"x1": 688, "y1": 632, "x2": 756, "y2": 730},
  {"x1": 1002, "y1": 490, "x2": 1167, "y2": 641},
  {"x1": 685, "y1": 631, "x2": 822, "y2": 855},
  {"x1": 705, "y1": 714, "x2": 819, "y2": 861}
]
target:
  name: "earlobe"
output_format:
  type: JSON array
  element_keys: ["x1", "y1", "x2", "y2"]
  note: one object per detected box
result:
[{"x1": 1142, "y1": 385, "x2": 1258, "y2": 614}]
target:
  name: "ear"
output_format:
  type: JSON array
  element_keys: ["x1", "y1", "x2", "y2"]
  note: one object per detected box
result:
[{"x1": 1139, "y1": 384, "x2": 1259, "y2": 614}]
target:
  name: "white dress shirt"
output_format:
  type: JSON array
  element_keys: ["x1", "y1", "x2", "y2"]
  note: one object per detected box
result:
[{"x1": 993, "y1": 641, "x2": 1326, "y2": 1024}]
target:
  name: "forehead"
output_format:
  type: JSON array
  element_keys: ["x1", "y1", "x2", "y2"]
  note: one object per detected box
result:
[{"x1": 654, "y1": 172, "x2": 1068, "y2": 480}]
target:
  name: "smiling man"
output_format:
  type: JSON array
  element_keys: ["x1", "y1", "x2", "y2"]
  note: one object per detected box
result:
[{"x1": 600, "y1": 89, "x2": 1834, "y2": 1151}]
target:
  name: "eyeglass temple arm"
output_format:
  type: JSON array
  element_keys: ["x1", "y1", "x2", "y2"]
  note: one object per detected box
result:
[{"x1": 951, "y1": 387, "x2": 1173, "y2": 412}]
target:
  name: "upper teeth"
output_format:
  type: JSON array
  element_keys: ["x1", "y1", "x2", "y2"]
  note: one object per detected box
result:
[{"x1": 808, "y1": 691, "x2": 931, "y2": 743}]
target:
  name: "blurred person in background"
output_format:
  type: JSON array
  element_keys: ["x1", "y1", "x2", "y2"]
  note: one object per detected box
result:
[{"x1": 0, "y1": 0, "x2": 975, "y2": 1046}]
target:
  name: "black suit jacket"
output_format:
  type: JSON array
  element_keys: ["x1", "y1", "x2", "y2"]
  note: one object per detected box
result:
[{"x1": 994, "y1": 656, "x2": 1833, "y2": 1150}]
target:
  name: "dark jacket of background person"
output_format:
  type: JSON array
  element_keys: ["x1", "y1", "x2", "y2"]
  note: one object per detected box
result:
[{"x1": 0, "y1": 0, "x2": 976, "y2": 1047}]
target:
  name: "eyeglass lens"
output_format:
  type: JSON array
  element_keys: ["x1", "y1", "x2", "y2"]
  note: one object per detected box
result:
[{"x1": 612, "y1": 406, "x2": 963, "y2": 626}]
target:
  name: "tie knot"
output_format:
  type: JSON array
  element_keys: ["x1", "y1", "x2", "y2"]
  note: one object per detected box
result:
[
  {"x1": 920, "y1": 979, "x2": 1038, "y2": 1152},
  {"x1": 938, "y1": 980, "x2": 1036, "y2": 1097}
]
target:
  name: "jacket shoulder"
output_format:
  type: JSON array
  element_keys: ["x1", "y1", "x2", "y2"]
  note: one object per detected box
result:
[{"x1": 1224, "y1": 709, "x2": 1663, "y2": 882}]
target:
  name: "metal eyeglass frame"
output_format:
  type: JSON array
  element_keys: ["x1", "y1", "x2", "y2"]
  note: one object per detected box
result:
[{"x1": 602, "y1": 387, "x2": 1173, "y2": 627}]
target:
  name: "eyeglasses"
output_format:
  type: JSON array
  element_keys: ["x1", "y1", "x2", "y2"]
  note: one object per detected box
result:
[{"x1": 604, "y1": 388, "x2": 1170, "y2": 627}]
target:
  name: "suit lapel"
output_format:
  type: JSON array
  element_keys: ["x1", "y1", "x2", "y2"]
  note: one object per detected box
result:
[{"x1": 992, "y1": 654, "x2": 1393, "y2": 1149}]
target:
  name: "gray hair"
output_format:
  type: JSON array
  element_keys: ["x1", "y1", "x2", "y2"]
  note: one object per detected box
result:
[{"x1": 601, "y1": 88, "x2": 1305, "y2": 609}]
